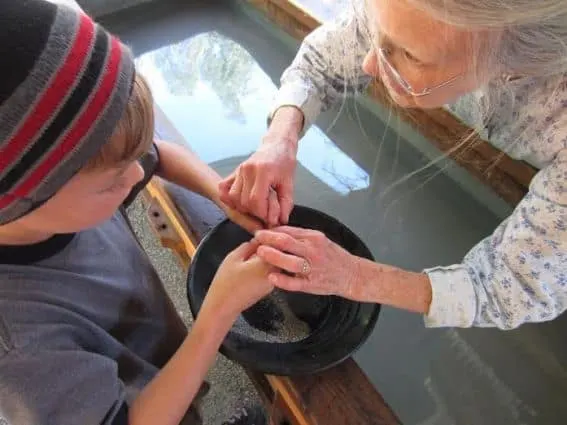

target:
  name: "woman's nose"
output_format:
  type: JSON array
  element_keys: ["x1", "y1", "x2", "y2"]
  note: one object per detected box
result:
[{"x1": 362, "y1": 50, "x2": 379, "y2": 77}]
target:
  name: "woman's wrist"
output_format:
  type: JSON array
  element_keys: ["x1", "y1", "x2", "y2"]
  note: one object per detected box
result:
[
  {"x1": 350, "y1": 256, "x2": 432, "y2": 314},
  {"x1": 266, "y1": 106, "x2": 304, "y2": 148}
]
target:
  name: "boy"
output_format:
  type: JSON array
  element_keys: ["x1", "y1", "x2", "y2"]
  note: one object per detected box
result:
[{"x1": 0, "y1": 1, "x2": 270, "y2": 424}]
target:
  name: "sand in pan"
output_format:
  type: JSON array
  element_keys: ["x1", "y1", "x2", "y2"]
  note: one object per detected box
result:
[{"x1": 231, "y1": 289, "x2": 312, "y2": 343}]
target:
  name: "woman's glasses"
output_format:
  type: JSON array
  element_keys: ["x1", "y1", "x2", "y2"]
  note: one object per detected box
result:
[{"x1": 377, "y1": 47, "x2": 461, "y2": 97}]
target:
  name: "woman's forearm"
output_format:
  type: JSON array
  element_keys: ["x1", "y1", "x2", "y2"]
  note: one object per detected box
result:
[
  {"x1": 129, "y1": 305, "x2": 235, "y2": 425},
  {"x1": 155, "y1": 139, "x2": 222, "y2": 204},
  {"x1": 351, "y1": 257, "x2": 432, "y2": 314}
]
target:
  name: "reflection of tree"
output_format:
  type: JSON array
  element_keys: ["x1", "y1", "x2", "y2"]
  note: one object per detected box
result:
[
  {"x1": 151, "y1": 32, "x2": 256, "y2": 123},
  {"x1": 322, "y1": 161, "x2": 369, "y2": 193}
]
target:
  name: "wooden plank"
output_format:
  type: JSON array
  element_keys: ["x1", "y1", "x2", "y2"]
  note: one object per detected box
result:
[
  {"x1": 244, "y1": 0, "x2": 537, "y2": 205},
  {"x1": 269, "y1": 359, "x2": 401, "y2": 425},
  {"x1": 267, "y1": 376, "x2": 316, "y2": 425},
  {"x1": 143, "y1": 178, "x2": 198, "y2": 268},
  {"x1": 143, "y1": 179, "x2": 400, "y2": 425},
  {"x1": 247, "y1": 0, "x2": 314, "y2": 39}
]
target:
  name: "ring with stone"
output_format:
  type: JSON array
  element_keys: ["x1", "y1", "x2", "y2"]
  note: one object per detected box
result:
[{"x1": 301, "y1": 259, "x2": 311, "y2": 275}]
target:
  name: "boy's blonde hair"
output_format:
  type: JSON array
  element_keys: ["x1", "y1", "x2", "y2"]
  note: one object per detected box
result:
[{"x1": 85, "y1": 73, "x2": 155, "y2": 170}]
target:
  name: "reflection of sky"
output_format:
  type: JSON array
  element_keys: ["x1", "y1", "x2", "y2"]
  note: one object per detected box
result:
[
  {"x1": 136, "y1": 32, "x2": 368, "y2": 195},
  {"x1": 291, "y1": 0, "x2": 349, "y2": 21}
]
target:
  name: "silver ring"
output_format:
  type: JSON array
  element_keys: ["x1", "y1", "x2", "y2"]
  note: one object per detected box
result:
[{"x1": 301, "y1": 260, "x2": 311, "y2": 275}]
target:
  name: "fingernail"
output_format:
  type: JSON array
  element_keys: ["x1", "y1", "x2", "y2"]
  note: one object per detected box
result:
[{"x1": 268, "y1": 274, "x2": 278, "y2": 284}]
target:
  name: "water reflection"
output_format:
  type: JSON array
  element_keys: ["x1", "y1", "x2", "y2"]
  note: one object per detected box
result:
[
  {"x1": 147, "y1": 32, "x2": 256, "y2": 123},
  {"x1": 136, "y1": 31, "x2": 369, "y2": 195},
  {"x1": 292, "y1": 0, "x2": 349, "y2": 22}
]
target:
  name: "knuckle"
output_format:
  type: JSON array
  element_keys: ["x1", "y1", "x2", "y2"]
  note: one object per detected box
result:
[
  {"x1": 241, "y1": 161, "x2": 254, "y2": 171},
  {"x1": 254, "y1": 159, "x2": 267, "y2": 169},
  {"x1": 311, "y1": 230, "x2": 326, "y2": 242},
  {"x1": 228, "y1": 187, "x2": 240, "y2": 198},
  {"x1": 241, "y1": 165, "x2": 257, "y2": 177}
]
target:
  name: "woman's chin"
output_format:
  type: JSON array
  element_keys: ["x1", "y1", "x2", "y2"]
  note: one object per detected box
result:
[
  {"x1": 386, "y1": 88, "x2": 446, "y2": 110},
  {"x1": 386, "y1": 88, "x2": 416, "y2": 108}
]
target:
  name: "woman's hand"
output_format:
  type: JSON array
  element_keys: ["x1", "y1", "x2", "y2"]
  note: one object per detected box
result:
[
  {"x1": 218, "y1": 106, "x2": 304, "y2": 227},
  {"x1": 203, "y1": 240, "x2": 275, "y2": 319},
  {"x1": 254, "y1": 226, "x2": 361, "y2": 299},
  {"x1": 219, "y1": 141, "x2": 297, "y2": 228},
  {"x1": 255, "y1": 226, "x2": 433, "y2": 312}
]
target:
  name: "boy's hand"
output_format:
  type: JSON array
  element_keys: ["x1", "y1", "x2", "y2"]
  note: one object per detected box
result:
[
  {"x1": 220, "y1": 203, "x2": 265, "y2": 234},
  {"x1": 202, "y1": 240, "x2": 275, "y2": 319}
]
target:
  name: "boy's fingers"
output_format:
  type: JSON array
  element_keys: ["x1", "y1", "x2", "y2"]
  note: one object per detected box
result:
[
  {"x1": 271, "y1": 225, "x2": 315, "y2": 240},
  {"x1": 240, "y1": 216, "x2": 265, "y2": 234},
  {"x1": 268, "y1": 272, "x2": 306, "y2": 292},
  {"x1": 229, "y1": 240, "x2": 259, "y2": 261}
]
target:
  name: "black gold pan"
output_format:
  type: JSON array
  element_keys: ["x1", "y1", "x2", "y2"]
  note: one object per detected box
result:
[{"x1": 187, "y1": 205, "x2": 381, "y2": 376}]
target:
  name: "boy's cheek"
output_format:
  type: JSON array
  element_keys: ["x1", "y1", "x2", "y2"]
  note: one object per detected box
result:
[
  {"x1": 75, "y1": 197, "x2": 126, "y2": 227},
  {"x1": 45, "y1": 197, "x2": 124, "y2": 232}
]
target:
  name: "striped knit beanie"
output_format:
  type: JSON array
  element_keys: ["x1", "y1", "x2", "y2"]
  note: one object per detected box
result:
[{"x1": 0, "y1": 0, "x2": 135, "y2": 225}]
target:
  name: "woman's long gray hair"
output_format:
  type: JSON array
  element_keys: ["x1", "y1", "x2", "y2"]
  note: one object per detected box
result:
[{"x1": 360, "y1": 0, "x2": 567, "y2": 203}]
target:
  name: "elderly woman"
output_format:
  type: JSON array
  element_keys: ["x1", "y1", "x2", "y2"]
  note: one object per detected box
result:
[{"x1": 219, "y1": 0, "x2": 567, "y2": 330}]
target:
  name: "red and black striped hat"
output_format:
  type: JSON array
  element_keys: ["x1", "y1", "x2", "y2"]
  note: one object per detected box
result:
[{"x1": 0, "y1": 0, "x2": 135, "y2": 225}]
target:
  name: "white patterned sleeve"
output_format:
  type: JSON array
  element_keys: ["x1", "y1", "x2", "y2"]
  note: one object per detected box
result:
[
  {"x1": 425, "y1": 149, "x2": 567, "y2": 329},
  {"x1": 271, "y1": 0, "x2": 372, "y2": 130}
]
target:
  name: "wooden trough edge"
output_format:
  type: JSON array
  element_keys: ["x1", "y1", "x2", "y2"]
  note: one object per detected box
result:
[{"x1": 244, "y1": 0, "x2": 537, "y2": 205}]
